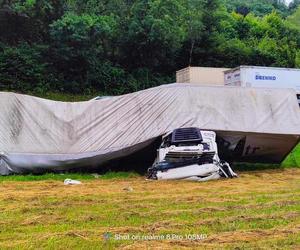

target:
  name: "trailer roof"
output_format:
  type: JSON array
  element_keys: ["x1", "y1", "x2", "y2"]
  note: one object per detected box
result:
[
  {"x1": 224, "y1": 65, "x2": 300, "y2": 74},
  {"x1": 1, "y1": 83, "x2": 299, "y2": 154}
]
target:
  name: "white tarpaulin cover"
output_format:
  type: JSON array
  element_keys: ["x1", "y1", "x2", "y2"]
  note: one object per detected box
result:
[{"x1": 0, "y1": 83, "x2": 300, "y2": 174}]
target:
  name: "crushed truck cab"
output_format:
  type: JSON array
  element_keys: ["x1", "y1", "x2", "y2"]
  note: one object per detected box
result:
[{"x1": 147, "y1": 128, "x2": 237, "y2": 181}]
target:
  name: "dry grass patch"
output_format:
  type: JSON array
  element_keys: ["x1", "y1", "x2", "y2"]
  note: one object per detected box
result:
[{"x1": 0, "y1": 169, "x2": 299, "y2": 249}]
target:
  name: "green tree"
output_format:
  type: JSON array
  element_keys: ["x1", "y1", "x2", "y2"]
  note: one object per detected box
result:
[
  {"x1": 0, "y1": 43, "x2": 53, "y2": 93},
  {"x1": 295, "y1": 50, "x2": 300, "y2": 67},
  {"x1": 287, "y1": 6, "x2": 300, "y2": 30},
  {"x1": 50, "y1": 13, "x2": 119, "y2": 92},
  {"x1": 120, "y1": 0, "x2": 187, "y2": 72},
  {"x1": 1, "y1": 0, "x2": 300, "y2": 95},
  {"x1": 11, "y1": 0, "x2": 66, "y2": 41},
  {"x1": 224, "y1": 0, "x2": 289, "y2": 17}
]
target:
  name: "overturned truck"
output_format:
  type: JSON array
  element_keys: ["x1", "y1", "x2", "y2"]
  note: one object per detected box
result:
[
  {"x1": 147, "y1": 127, "x2": 237, "y2": 181},
  {"x1": 0, "y1": 84, "x2": 300, "y2": 175}
]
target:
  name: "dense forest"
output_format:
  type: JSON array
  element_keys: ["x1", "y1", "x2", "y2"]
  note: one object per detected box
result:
[{"x1": 1, "y1": 0, "x2": 300, "y2": 96}]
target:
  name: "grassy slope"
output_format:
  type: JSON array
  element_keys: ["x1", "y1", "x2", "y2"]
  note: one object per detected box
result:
[
  {"x1": 0, "y1": 169, "x2": 299, "y2": 249},
  {"x1": 282, "y1": 144, "x2": 300, "y2": 167}
]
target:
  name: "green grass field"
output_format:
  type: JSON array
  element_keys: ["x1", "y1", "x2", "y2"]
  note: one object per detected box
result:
[
  {"x1": 282, "y1": 144, "x2": 300, "y2": 167},
  {"x1": 0, "y1": 172, "x2": 138, "y2": 182},
  {"x1": 0, "y1": 169, "x2": 299, "y2": 249}
]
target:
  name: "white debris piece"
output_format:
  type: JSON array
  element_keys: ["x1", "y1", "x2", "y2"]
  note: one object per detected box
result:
[
  {"x1": 64, "y1": 179, "x2": 82, "y2": 185},
  {"x1": 91, "y1": 173, "x2": 101, "y2": 179},
  {"x1": 123, "y1": 186, "x2": 133, "y2": 192},
  {"x1": 156, "y1": 164, "x2": 219, "y2": 180}
]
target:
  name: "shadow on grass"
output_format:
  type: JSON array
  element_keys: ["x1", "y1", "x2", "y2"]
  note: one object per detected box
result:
[
  {"x1": 1, "y1": 144, "x2": 299, "y2": 181},
  {"x1": 233, "y1": 143, "x2": 300, "y2": 171},
  {"x1": 233, "y1": 163, "x2": 282, "y2": 172}
]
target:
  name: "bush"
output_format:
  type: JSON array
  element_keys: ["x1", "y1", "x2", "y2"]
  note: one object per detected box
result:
[{"x1": 0, "y1": 43, "x2": 54, "y2": 94}]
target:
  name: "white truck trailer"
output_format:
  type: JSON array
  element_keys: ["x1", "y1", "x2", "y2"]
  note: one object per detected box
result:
[{"x1": 224, "y1": 66, "x2": 300, "y2": 105}]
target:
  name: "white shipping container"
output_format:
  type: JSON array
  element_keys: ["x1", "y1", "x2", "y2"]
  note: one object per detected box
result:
[
  {"x1": 224, "y1": 66, "x2": 300, "y2": 93},
  {"x1": 225, "y1": 66, "x2": 300, "y2": 106}
]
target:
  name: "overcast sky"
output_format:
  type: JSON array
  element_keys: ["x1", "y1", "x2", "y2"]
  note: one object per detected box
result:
[{"x1": 285, "y1": 0, "x2": 293, "y2": 5}]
